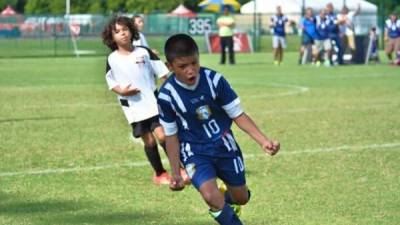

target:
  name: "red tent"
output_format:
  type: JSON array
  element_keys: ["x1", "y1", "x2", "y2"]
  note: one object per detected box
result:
[
  {"x1": 169, "y1": 4, "x2": 197, "y2": 17},
  {"x1": 1, "y1": 5, "x2": 17, "y2": 16}
]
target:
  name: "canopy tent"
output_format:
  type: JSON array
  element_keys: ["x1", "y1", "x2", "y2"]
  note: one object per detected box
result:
[
  {"x1": 240, "y1": 0, "x2": 377, "y2": 14},
  {"x1": 1, "y1": 5, "x2": 17, "y2": 16},
  {"x1": 169, "y1": 4, "x2": 197, "y2": 17},
  {"x1": 241, "y1": 0, "x2": 301, "y2": 14}
]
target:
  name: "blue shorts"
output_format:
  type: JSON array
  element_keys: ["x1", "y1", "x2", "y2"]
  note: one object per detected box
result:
[
  {"x1": 302, "y1": 34, "x2": 314, "y2": 45},
  {"x1": 180, "y1": 141, "x2": 246, "y2": 190}
]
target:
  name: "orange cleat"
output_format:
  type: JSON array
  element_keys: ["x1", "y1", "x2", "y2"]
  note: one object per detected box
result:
[{"x1": 153, "y1": 172, "x2": 171, "y2": 185}]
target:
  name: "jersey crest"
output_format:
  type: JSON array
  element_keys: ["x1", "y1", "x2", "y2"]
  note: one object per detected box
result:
[{"x1": 196, "y1": 105, "x2": 212, "y2": 120}]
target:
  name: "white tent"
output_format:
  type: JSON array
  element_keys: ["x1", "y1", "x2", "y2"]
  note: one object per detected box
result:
[
  {"x1": 241, "y1": 0, "x2": 301, "y2": 14},
  {"x1": 240, "y1": 0, "x2": 377, "y2": 14}
]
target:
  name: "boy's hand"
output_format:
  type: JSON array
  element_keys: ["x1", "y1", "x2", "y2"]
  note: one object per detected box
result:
[
  {"x1": 169, "y1": 175, "x2": 185, "y2": 191},
  {"x1": 262, "y1": 140, "x2": 280, "y2": 156},
  {"x1": 121, "y1": 85, "x2": 140, "y2": 96}
]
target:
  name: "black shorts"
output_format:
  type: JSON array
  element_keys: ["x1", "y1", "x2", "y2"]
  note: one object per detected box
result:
[{"x1": 131, "y1": 115, "x2": 161, "y2": 138}]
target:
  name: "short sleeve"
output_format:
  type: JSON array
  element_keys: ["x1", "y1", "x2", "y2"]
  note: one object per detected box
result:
[
  {"x1": 150, "y1": 60, "x2": 169, "y2": 79},
  {"x1": 105, "y1": 61, "x2": 118, "y2": 90},
  {"x1": 140, "y1": 46, "x2": 169, "y2": 79},
  {"x1": 157, "y1": 91, "x2": 178, "y2": 136},
  {"x1": 214, "y1": 75, "x2": 243, "y2": 119}
]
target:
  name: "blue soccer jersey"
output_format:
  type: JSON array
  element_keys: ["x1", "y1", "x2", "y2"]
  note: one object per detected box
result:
[
  {"x1": 157, "y1": 67, "x2": 243, "y2": 155},
  {"x1": 316, "y1": 16, "x2": 330, "y2": 40},
  {"x1": 326, "y1": 13, "x2": 339, "y2": 37},
  {"x1": 301, "y1": 16, "x2": 318, "y2": 40},
  {"x1": 271, "y1": 14, "x2": 288, "y2": 37},
  {"x1": 385, "y1": 19, "x2": 400, "y2": 38}
]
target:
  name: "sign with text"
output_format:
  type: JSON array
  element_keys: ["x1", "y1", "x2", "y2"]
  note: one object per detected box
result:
[{"x1": 188, "y1": 17, "x2": 212, "y2": 35}]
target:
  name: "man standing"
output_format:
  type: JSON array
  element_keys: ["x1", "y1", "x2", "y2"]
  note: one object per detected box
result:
[
  {"x1": 270, "y1": 5, "x2": 289, "y2": 65},
  {"x1": 384, "y1": 12, "x2": 400, "y2": 64},
  {"x1": 326, "y1": 3, "x2": 343, "y2": 65},
  {"x1": 217, "y1": 5, "x2": 235, "y2": 65}
]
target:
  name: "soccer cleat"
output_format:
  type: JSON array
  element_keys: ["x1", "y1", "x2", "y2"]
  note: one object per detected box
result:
[
  {"x1": 273, "y1": 60, "x2": 279, "y2": 66},
  {"x1": 180, "y1": 168, "x2": 191, "y2": 185},
  {"x1": 218, "y1": 182, "x2": 242, "y2": 216},
  {"x1": 153, "y1": 172, "x2": 171, "y2": 185}
]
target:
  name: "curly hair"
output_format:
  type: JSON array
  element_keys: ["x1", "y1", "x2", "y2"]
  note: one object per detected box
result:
[{"x1": 102, "y1": 16, "x2": 139, "y2": 51}]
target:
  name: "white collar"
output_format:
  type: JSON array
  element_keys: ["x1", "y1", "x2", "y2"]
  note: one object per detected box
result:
[{"x1": 174, "y1": 74, "x2": 200, "y2": 91}]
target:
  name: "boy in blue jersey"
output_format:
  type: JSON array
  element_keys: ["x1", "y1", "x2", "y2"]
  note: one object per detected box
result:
[
  {"x1": 157, "y1": 34, "x2": 280, "y2": 225},
  {"x1": 299, "y1": 7, "x2": 318, "y2": 65},
  {"x1": 270, "y1": 5, "x2": 289, "y2": 65},
  {"x1": 315, "y1": 9, "x2": 332, "y2": 67},
  {"x1": 326, "y1": 3, "x2": 343, "y2": 65}
]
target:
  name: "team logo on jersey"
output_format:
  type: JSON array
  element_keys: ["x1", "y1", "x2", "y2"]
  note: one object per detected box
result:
[
  {"x1": 196, "y1": 105, "x2": 212, "y2": 120},
  {"x1": 185, "y1": 163, "x2": 196, "y2": 179},
  {"x1": 135, "y1": 56, "x2": 145, "y2": 64}
]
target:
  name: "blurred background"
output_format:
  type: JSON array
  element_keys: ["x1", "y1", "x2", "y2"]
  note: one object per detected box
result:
[{"x1": 0, "y1": 0, "x2": 399, "y2": 58}]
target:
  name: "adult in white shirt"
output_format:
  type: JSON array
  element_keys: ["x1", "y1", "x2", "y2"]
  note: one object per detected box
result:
[{"x1": 338, "y1": 4, "x2": 360, "y2": 59}]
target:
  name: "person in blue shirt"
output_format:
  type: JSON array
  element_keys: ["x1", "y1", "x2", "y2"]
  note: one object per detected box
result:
[
  {"x1": 298, "y1": 7, "x2": 318, "y2": 65},
  {"x1": 384, "y1": 13, "x2": 400, "y2": 64},
  {"x1": 315, "y1": 9, "x2": 333, "y2": 67},
  {"x1": 270, "y1": 5, "x2": 289, "y2": 65},
  {"x1": 326, "y1": 3, "x2": 344, "y2": 65},
  {"x1": 157, "y1": 34, "x2": 280, "y2": 225}
]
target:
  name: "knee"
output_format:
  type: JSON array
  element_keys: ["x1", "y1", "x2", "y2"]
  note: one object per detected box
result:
[
  {"x1": 203, "y1": 191, "x2": 225, "y2": 210},
  {"x1": 232, "y1": 190, "x2": 251, "y2": 206},
  {"x1": 234, "y1": 195, "x2": 249, "y2": 205},
  {"x1": 142, "y1": 136, "x2": 157, "y2": 148}
]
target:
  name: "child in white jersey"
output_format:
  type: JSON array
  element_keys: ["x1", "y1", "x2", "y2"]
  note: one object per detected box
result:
[{"x1": 101, "y1": 16, "x2": 174, "y2": 185}]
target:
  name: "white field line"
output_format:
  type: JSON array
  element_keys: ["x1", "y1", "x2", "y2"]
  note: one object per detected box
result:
[
  {"x1": 1, "y1": 142, "x2": 399, "y2": 178},
  {"x1": 2, "y1": 83, "x2": 309, "y2": 110}
]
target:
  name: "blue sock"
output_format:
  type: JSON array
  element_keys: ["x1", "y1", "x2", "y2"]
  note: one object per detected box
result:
[
  {"x1": 210, "y1": 203, "x2": 243, "y2": 225},
  {"x1": 224, "y1": 192, "x2": 234, "y2": 204}
]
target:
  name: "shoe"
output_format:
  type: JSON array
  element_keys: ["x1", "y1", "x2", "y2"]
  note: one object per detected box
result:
[
  {"x1": 218, "y1": 182, "x2": 241, "y2": 216},
  {"x1": 180, "y1": 168, "x2": 191, "y2": 185},
  {"x1": 273, "y1": 60, "x2": 279, "y2": 66},
  {"x1": 153, "y1": 172, "x2": 171, "y2": 185}
]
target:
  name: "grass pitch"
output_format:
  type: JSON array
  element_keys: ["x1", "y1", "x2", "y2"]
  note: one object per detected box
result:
[{"x1": 0, "y1": 53, "x2": 399, "y2": 225}]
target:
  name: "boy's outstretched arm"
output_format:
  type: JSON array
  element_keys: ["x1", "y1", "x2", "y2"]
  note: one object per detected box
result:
[
  {"x1": 233, "y1": 113, "x2": 280, "y2": 155},
  {"x1": 165, "y1": 134, "x2": 185, "y2": 191}
]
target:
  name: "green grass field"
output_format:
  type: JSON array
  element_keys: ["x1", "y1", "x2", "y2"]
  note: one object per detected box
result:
[{"x1": 0, "y1": 53, "x2": 399, "y2": 225}]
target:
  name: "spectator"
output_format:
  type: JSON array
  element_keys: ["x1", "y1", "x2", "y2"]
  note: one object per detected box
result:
[
  {"x1": 298, "y1": 7, "x2": 318, "y2": 65},
  {"x1": 217, "y1": 5, "x2": 235, "y2": 65},
  {"x1": 315, "y1": 9, "x2": 332, "y2": 67},
  {"x1": 384, "y1": 12, "x2": 400, "y2": 64},
  {"x1": 326, "y1": 3, "x2": 344, "y2": 65},
  {"x1": 270, "y1": 5, "x2": 289, "y2": 65},
  {"x1": 337, "y1": 4, "x2": 361, "y2": 62},
  {"x1": 367, "y1": 26, "x2": 380, "y2": 64}
]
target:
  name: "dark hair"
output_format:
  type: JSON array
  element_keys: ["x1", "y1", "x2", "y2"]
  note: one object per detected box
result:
[
  {"x1": 101, "y1": 16, "x2": 139, "y2": 51},
  {"x1": 164, "y1": 33, "x2": 199, "y2": 63},
  {"x1": 132, "y1": 14, "x2": 143, "y2": 21}
]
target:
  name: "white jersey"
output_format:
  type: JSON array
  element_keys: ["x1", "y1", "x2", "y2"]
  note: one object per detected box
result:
[
  {"x1": 105, "y1": 46, "x2": 169, "y2": 123},
  {"x1": 132, "y1": 32, "x2": 149, "y2": 47}
]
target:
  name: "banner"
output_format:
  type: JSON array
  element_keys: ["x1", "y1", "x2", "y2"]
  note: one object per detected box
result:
[
  {"x1": 69, "y1": 23, "x2": 80, "y2": 37},
  {"x1": 206, "y1": 32, "x2": 253, "y2": 53}
]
